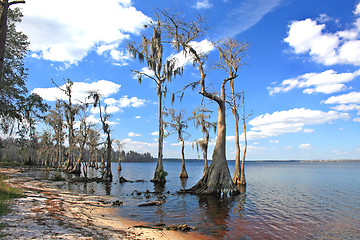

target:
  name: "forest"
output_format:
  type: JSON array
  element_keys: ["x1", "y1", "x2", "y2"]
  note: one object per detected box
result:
[{"x1": 0, "y1": 3, "x2": 250, "y2": 196}]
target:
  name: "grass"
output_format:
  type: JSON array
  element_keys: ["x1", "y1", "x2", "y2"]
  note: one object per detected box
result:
[{"x1": 0, "y1": 174, "x2": 22, "y2": 216}]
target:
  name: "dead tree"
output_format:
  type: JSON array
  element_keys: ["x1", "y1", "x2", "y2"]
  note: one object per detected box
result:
[
  {"x1": 127, "y1": 14, "x2": 183, "y2": 183},
  {"x1": 213, "y1": 38, "x2": 249, "y2": 186},
  {"x1": 239, "y1": 92, "x2": 251, "y2": 186}
]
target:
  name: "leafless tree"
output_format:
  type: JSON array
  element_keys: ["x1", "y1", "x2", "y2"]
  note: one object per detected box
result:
[{"x1": 213, "y1": 38, "x2": 249, "y2": 186}]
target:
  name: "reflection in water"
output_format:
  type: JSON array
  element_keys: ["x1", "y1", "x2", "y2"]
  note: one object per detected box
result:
[
  {"x1": 180, "y1": 178, "x2": 188, "y2": 189},
  {"x1": 196, "y1": 195, "x2": 234, "y2": 239},
  {"x1": 103, "y1": 181, "x2": 111, "y2": 195}
]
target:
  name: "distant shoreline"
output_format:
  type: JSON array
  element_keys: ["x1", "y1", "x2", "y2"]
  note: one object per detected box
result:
[{"x1": 162, "y1": 158, "x2": 360, "y2": 163}]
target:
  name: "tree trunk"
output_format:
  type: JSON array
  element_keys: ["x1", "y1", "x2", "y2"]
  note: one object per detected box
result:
[
  {"x1": 102, "y1": 133, "x2": 112, "y2": 181},
  {"x1": 0, "y1": 1, "x2": 9, "y2": 79},
  {"x1": 152, "y1": 89, "x2": 166, "y2": 182},
  {"x1": 179, "y1": 139, "x2": 188, "y2": 178},
  {"x1": 70, "y1": 150, "x2": 82, "y2": 175},
  {"x1": 185, "y1": 101, "x2": 239, "y2": 196},
  {"x1": 231, "y1": 81, "x2": 242, "y2": 185},
  {"x1": 202, "y1": 132, "x2": 209, "y2": 178},
  {"x1": 118, "y1": 154, "x2": 122, "y2": 171},
  {"x1": 239, "y1": 94, "x2": 247, "y2": 186}
]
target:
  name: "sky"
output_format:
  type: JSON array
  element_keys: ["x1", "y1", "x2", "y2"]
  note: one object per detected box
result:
[{"x1": 14, "y1": 0, "x2": 360, "y2": 160}]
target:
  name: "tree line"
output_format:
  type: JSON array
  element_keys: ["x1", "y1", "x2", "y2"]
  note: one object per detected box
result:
[{"x1": 0, "y1": 5, "x2": 251, "y2": 196}]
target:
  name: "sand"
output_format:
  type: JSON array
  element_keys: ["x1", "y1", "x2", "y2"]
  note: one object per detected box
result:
[{"x1": 0, "y1": 168, "x2": 208, "y2": 240}]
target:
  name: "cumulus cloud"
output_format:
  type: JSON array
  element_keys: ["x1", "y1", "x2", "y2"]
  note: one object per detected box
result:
[
  {"x1": 18, "y1": 0, "x2": 150, "y2": 64},
  {"x1": 247, "y1": 108, "x2": 350, "y2": 139},
  {"x1": 323, "y1": 92, "x2": 360, "y2": 116},
  {"x1": 32, "y1": 80, "x2": 121, "y2": 102},
  {"x1": 193, "y1": 0, "x2": 213, "y2": 9},
  {"x1": 323, "y1": 91, "x2": 360, "y2": 104},
  {"x1": 284, "y1": 3, "x2": 360, "y2": 66},
  {"x1": 128, "y1": 132, "x2": 142, "y2": 137},
  {"x1": 90, "y1": 95, "x2": 146, "y2": 114},
  {"x1": 299, "y1": 143, "x2": 311, "y2": 150},
  {"x1": 268, "y1": 69, "x2": 360, "y2": 95}
]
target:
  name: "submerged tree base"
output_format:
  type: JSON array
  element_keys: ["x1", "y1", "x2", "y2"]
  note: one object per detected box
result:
[{"x1": 179, "y1": 161, "x2": 240, "y2": 196}]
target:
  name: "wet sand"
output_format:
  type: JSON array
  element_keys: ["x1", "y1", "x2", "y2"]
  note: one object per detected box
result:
[{"x1": 0, "y1": 168, "x2": 207, "y2": 240}]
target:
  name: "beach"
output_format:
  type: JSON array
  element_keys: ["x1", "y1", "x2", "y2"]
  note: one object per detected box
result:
[{"x1": 0, "y1": 167, "x2": 206, "y2": 240}]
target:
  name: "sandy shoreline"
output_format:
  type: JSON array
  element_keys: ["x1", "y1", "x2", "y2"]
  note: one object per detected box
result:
[{"x1": 0, "y1": 167, "x2": 207, "y2": 240}]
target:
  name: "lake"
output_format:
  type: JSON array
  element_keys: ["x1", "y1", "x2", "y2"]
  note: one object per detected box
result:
[{"x1": 36, "y1": 160, "x2": 360, "y2": 239}]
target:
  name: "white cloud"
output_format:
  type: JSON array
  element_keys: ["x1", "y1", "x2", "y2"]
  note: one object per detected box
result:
[
  {"x1": 303, "y1": 128, "x2": 315, "y2": 133},
  {"x1": 135, "y1": 116, "x2": 141, "y2": 119},
  {"x1": 193, "y1": 0, "x2": 213, "y2": 9},
  {"x1": 128, "y1": 132, "x2": 142, "y2": 137},
  {"x1": 122, "y1": 138, "x2": 157, "y2": 154},
  {"x1": 247, "y1": 108, "x2": 350, "y2": 139},
  {"x1": 284, "y1": 3, "x2": 360, "y2": 66},
  {"x1": 90, "y1": 95, "x2": 146, "y2": 114},
  {"x1": 299, "y1": 143, "x2": 311, "y2": 150},
  {"x1": 270, "y1": 140, "x2": 279, "y2": 143},
  {"x1": 226, "y1": 136, "x2": 236, "y2": 141},
  {"x1": 323, "y1": 91, "x2": 360, "y2": 105},
  {"x1": 31, "y1": 80, "x2": 121, "y2": 102},
  {"x1": 268, "y1": 69, "x2": 360, "y2": 95},
  {"x1": 170, "y1": 141, "x2": 193, "y2": 146},
  {"x1": 151, "y1": 131, "x2": 158, "y2": 136},
  {"x1": 18, "y1": 0, "x2": 150, "y2": 64},
  {"x1": 330, "y1": 104, "x2": 360, "y2": 114},
  {"x1": 354, "y1": 118, "x2": 360, "y2": 122},
  {"x1": 214, "y1": 0, "x2": 283, "y2": 38},
  {"x1": 170, "y1": 39, "x2": 214, "y2": 68}
]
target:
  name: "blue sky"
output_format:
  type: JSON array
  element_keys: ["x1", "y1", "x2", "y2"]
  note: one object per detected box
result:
[{"x1": 16, "y1": 0, "x2": 360, "y2": 160}]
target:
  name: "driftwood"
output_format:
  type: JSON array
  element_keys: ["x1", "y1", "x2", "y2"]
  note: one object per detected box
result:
[
  {"x1": 138, "y1": 200, "x2": 165, "y2": 207},
  {"x1": 131, "y1": 189, "x2": 170, "y2": 196},
  {"x1": 132, "y1": 224, "x2": 197, "y2": 232},
  {"x1": 119, "y1": 176, "x2": 145, "y2": 183}
]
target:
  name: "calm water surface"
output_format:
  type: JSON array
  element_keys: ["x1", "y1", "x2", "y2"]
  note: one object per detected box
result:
[{"x1": 34, "y1": 160, "x2": 360, "y2": 239}]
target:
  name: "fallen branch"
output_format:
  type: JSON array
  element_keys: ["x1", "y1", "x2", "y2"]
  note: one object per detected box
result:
[{"x1": 138, "y1": 200, "x2": 165, "y2": 207}]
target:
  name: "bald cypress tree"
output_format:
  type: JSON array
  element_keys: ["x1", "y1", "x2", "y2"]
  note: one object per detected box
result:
[{"x1": 127, "y1": 15, "x2": 183, "y2": 183}]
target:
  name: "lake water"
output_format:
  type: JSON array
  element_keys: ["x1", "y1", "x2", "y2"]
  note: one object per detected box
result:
[{"x1": 34, "y1": 160, "x2": 360, "y2": 239}]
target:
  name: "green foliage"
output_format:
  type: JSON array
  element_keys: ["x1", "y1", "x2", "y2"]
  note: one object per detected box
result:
[
  {"x1": 0, "y1": 174, "x2": 22, "y2": 216},
  {"x1": 156, "y1": 169, "x2": 168, "y2": 180},
  {"x1": 0, "y1": 8, "x2": 29, "y2": 127}
]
